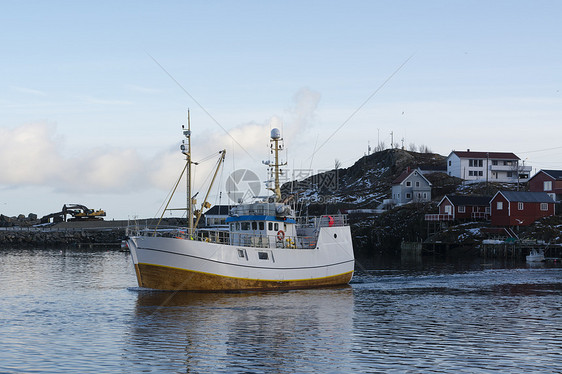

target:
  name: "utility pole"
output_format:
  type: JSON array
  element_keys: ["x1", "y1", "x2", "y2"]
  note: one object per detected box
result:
[{"x1": 486, "y1": 152, "x2": 490, "y2": 193}]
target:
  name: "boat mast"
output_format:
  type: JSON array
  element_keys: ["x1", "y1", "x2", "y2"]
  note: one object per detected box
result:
[
  {"x1": 181, "y1": 110, "x2": 194, "y2": 237},
  {"x1": 268, "y1": 128, "x2": 285, "y2": 202}
]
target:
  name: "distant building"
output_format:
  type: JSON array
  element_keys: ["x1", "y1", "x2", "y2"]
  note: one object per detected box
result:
[
  {"x1": 490, "y1": 191, "x2": 555, "y2": 226},
  {"x1": 425, "y1": 194, "x2": 491, "y2": 222},
  {"x1": 202, "y1": 205, "x2": 231, "y2": 227},
  {"x1": 446, "y1": 150, "x2": 531, "y2": 184},
  {"x1": 528, "y1": 169, "x2": 562, "y2": 203},
  {"x1": 391, "y1": 167, "x2": 432, "y2": 205}
]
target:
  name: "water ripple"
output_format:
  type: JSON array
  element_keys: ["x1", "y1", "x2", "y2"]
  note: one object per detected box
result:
[{"x1": 1, "y1": 249, "x2": 561, "y2": 373}]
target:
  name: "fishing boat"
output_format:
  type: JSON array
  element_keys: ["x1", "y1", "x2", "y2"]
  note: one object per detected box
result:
[
  {"x1": 126, "y1": 116, "x2": 355, "y2": 291},
  {"x1": 526, "y1": 249, "x2": 545, "y2": 262}
]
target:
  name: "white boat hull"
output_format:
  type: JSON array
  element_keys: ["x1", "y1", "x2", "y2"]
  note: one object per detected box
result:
[
  {"x1": 526, "y1": 250, "x2": 545, "y2": 262},
  {"x1": 128, "y1": 226, "x2": 355, "y2": 291}
]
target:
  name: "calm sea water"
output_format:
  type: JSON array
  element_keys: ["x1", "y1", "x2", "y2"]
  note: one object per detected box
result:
[{"x1": 1, "y1": 248, "x2": 561, "y2": 373}]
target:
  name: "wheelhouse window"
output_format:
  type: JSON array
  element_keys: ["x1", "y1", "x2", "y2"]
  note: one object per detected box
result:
[
  {"x1": 259, "y1": 222, "x2": 264, "y2": 230},
  {"x1": 268, "y1": 222, "x2": 273, "y2": 231}
]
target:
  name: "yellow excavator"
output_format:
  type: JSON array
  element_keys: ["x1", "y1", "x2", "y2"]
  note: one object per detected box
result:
[
  {"x1": 41, "y1": 204, "x2": 106, "y2": 223},
  {"x1": 63, "y1": 204, "x2": 106, "y2": 221}
]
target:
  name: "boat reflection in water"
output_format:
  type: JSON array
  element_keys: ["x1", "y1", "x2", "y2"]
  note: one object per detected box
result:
[{"x1": 128, "y1": 287, "x2": 354, "y2": 372}]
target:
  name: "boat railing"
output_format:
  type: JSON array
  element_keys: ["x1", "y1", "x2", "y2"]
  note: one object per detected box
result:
[
  {"x1": 296, "y1": 214, "x2": 348, "y2": 228},
  {"x1": 140, "y1": 228, "x2": 317, "y2": 249}
]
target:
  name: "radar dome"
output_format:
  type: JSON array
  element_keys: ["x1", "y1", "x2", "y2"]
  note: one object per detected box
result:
[{"x1": 271, "y1": 128, "x2": 281, "y2": 139}]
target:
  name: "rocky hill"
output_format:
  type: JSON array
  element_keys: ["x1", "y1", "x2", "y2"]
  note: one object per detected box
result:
[
  {"x1": 281, "y1": 148, "x2": 447, "y2": 210},
  {"x1": 281, "y1": 148, "x2": 561, "y2": 255}
]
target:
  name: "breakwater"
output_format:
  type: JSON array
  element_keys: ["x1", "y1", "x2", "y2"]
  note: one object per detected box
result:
[
  {"x1": 0, "y1": 226, "x2": 126, "y2": 247},
  {"x1": 0, "y1": 218, "x2": 187, "y2": 248}
]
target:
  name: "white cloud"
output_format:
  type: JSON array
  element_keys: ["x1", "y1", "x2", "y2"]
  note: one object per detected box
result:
[
  {"x1": 0, "y1": 88, "x2": 326, "y2": 201},
  {"x1": 0, "y1": 122, "x2": 147, "y2": 193}
]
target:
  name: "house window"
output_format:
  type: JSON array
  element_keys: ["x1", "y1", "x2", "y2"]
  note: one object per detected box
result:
[
  {"x1": 469, "y1": 171, "x2": 474, "y2": 176},
  {"x1": 470, "y1": 159, "x2": 483, "y2": 167},
  {"x1": 406, "y1": 193, "x2": 411, "y2": 199},
  {"x1": 448, "y1": 160, "x2": 452, "y2": 166},
  {"x1": 544, "y1": 181, "x2": 553, "y2": 191},
  {"x1": 406, "y1": 181, "x2": 411, "y2": 187},
  {"x1": 415, "y1": 181, "x2": 420, "y2": 187},
  {"x1": 507, "y1": 172, "x2": 513, "y2": 178},
  {"x1": 518, "y1": 202, "x2": 524, "y2": 210},
  {"x1": 478, "y1": 171, "x2": 483, "y2": 176},
  {"x1": 458, "y1": 206, "x2": 466, "y2": 213},
  {"x1": 423, "y1": 193, "x2": 427, "y2": 199},
  {"x1": 492, "y1": 160, "x2": 498, "y2": 165},
  {"x1": 540, "y1": 203, "x2": 548, "y2": 211},
  {"x1": 497, "y1": 202, "x2": 503, "y2": 210},
  {"x1": 445, "y1": 205, "x2": 452, "y2": 215}
]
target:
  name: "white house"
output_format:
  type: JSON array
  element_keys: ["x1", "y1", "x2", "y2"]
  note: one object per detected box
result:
[
  {"x1": 391, "y1": 167, "x2": 432, "y2": 205},
  {"x1": 446, "y1": 150, "x2": 531, "y2": 184}
]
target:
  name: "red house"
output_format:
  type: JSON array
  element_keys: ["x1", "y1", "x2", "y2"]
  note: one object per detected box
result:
[
  {"x1": 436, "y1": 195, "x2": 491, "y2": 221},
  {"x1": 528, "y1": 169, "x2": 562, "y2": 203},
  {"x1": 490, "y1": 191, "x2": 555, "y2": 226}
]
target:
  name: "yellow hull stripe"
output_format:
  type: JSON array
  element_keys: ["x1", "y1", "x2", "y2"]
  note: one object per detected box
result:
[{"x1": 138, "y1": 262, "x2": 353, "y2": 283}]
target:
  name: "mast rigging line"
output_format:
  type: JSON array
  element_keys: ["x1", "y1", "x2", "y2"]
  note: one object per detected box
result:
[
  {"x1": 308, "y1": 53, "x2": 414, "y2": 160},
  {"x1": 145, "y1": 51, "x2": 255, "y2": 161},
  {"x1": 154, "y1": 162, "x2": 188, "y2": 234}
]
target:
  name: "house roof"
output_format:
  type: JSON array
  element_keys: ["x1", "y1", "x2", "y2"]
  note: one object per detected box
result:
[
  {"x1": 495, "y1": 191, "x2": 554, "y2": 203},
  {"x1": 442, "y1": 195, "x2": 492, "y2": 207},
  {"x1": 392, "y1": 168, "x2": 432, "y2": 186},
  {"x1": 392, "y1": 169, "x2": 411, "y2": 184},
  {"x1": 539, "y1": 170, "x2": 562, "y2": 180},
  {"x1": 450, "y1": 151, "x2": 520, "y2": 160},
  {"x1": 203, "y1": 205, "x2": 232, "y2": 216}
]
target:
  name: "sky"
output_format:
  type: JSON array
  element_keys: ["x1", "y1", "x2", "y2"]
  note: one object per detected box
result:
[{"x1": 1, "y1": 0, "x2": 561, "y2": 220}]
